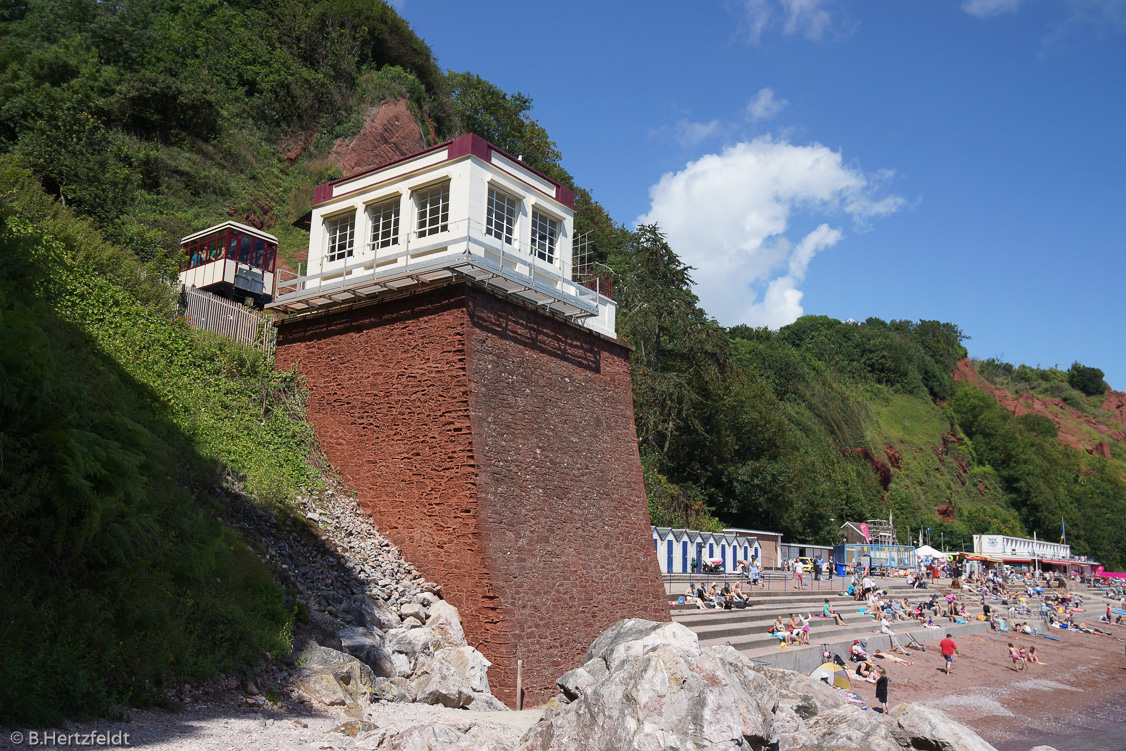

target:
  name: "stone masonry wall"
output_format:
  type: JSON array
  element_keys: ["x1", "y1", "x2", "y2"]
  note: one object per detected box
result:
[
  {"x1": 463, "y1": 288, "x2": 669, "y2": 706},
  {"x1": 274, "y1": 284, "x2": 668, "y2": 707}
]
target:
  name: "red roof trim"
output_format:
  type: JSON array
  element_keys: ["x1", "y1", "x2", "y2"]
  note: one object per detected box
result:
[{"x1": 311, "y1": 133, "x2": 575, "y2": 209}]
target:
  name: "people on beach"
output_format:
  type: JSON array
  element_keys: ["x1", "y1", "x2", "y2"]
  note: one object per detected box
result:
[
  {"x1": 1027, "y1": 646, "x2": 1041, "y2": 664},
  {"x1": 1008, "y1": 642, "x2": 1026, "y2": 671},
  {"x1": 939, "y1": 633, "x2": 959, "y2": 675},
  {"x1": 771, "y1": 616, "x2": 793, "y2": 645},
  {"x1": 824, "y1": 599, "x2": 847, "y2": 626},
  {"x1": 875, "y1": 668, "x2": 889, "y2": 713}
]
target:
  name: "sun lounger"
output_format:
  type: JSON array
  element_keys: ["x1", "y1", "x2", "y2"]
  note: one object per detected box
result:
[{"x1": 904, "y1": 632, "x2": 927, "y2": 651}]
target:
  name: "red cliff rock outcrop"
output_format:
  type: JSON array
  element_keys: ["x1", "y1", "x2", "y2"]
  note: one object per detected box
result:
[
  {"x1": 329, "y1": 99, "x2": 427, "y2": 177},
  {"x1": 954, "y1": 357, "x2": 1126, "y2": 458}
]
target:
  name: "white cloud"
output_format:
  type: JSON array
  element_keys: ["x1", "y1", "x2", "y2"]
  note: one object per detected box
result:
[
  {"x1": 735, "y1": 0, "x2": 774, "y2": 44},
  {"x1": 781, "y1": 0, "x2": 834, "y2": 40},
  {"x1": 732, "y1": 0, "x2": 842, "y2": 43},
  {"x1": 962, "y1": 0, "x2": 1024, "y2": 17},
  {"x1": 746, "y1": 87, "x2": 789, "y2": 121},
  {"x1": 638, "y1": 138, "x2": 904, "y2": 329}
]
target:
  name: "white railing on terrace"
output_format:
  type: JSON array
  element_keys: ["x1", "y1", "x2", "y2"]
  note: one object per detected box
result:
[{"x1": 273, "y1": 218, "x2": 609, "y2": 313}]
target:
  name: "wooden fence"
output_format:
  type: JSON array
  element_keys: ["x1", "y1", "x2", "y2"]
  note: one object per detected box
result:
[{"x1": 181, "y1": 285, "x2": 274, "y2": 352}]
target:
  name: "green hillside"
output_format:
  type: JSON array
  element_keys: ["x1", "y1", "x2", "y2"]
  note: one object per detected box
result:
[{"x1": 2, "y1": 0, "x2": 1125, "y2": 727}]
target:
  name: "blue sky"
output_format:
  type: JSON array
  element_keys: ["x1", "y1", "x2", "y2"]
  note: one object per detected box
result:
[{"x1": 400, "y1": 1, "x2": 1126, "y2": 390}]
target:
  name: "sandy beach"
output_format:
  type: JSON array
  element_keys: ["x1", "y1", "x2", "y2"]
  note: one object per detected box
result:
[{"x1": 844, "y1": 615, "x2": 1126, "y2": 749}]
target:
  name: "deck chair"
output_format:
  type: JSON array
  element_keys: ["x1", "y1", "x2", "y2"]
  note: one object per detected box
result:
[
  {"x1": 904, "y1": 632, "x2": 927, "y2": 651},
  {"x1": 888, "y1": 633, "x2": 910, "y2": 655}
]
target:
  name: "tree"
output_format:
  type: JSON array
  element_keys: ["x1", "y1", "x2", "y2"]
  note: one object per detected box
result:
[
  {"x1": 447, "y1": 71, "x2": 571, "y2": 184},
  {"x1": 1067, "y1": 362, "x2": 1107, "y2": 397}
]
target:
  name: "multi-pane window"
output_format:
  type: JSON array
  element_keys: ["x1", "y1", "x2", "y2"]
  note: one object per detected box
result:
[
  {"x1": 325, "y1": 213, "x2": 355, "y2": 263},
  {"x1": 415, "y1": 181, "x2": 450, "y2": 238},
  {"x1": 485, "y1": 187, "x2": 519, "y2": 245},
  {"x1": 368, "y1": 197, "x2": 400, "y2": 250},
  {"x1": 531, "y1": 210, "x2": 559, "y2": 264}
]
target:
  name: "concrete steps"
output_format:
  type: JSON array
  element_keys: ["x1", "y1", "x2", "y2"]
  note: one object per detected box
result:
[{"x1": 668, "y1": 576, "x2": 989, "y2": 673}]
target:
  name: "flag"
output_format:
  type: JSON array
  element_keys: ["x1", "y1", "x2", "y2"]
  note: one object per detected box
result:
[{"x1": 1060, "y1": 516, "x2": 1066, "y2": 545}]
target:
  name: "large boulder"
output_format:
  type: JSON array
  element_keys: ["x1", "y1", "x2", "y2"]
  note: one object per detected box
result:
[
  {"x1": 771, "y1": 706, "x2": 820, "y2": 751},
  {"x1": 386, "y1": 626, "x2": 441, "y2": 676},
  {"x1": 348, "y1": 594, "x2": 401, "y2": 631},
  {"x1": 293, "y1": 643, "x2": 377, "y2": 708},
  {"x1": 426, "y1": 600, "x2": 468, "y2": 650},
  {"x1": 555, "y1": 666, "x2": 596, "y2": 702},
  {"x1": 804, "y1": 705, "x2": 901, "y2": 751},
  {"x1": 410, "y1": 646, "x2": 498, "y2": 710},
  {"x1": 516, "y1": 643, "x2": 776, "y2": 751},
  {"x1": 400, "y1": 602, "x2": 428, "y2": 625},
  {"x1": 888, "y1": 702, "x2": 999, "y2": 751},
  {"x1": 581, "y1": 618, "x2": 700, "y2": 672},
  {"x1": 338, "y1": 627, "x2": 395, "y2": 678},
  {"x1": 753, "y1": 666, "x2": 846, "y2": 719}
]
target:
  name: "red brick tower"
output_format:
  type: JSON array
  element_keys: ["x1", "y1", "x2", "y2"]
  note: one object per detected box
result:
[{"x1": 271, "y1": 135, "x2": 668, "y2": 706}]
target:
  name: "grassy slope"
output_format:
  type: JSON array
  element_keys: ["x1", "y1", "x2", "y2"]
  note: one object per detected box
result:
[
  {"x1": 866, "y1": 392, "x2": 1023, "y2": 544},
  {"x1": 0, "y1": 163, "x2": 319, "y2": 725}
]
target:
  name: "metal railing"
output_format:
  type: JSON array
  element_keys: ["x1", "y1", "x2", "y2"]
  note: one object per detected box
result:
[{"x1": 273, "y1": 218, "x2": 610, "y2": 311}]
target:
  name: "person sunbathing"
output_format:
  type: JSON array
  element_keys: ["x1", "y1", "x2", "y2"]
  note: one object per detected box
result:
[
  {"x1": 849, "y1": 640, "x2": 868, "y2": 662},
  {"x1": 1028, "y1": 646, "x2": 1042, "y2": 664},
  {"x1": 824, "y1": 599, "x2": 847, "y2": 626},
  {"x1": 855, "y1": 659, "x2": 878, "y2": 682}
]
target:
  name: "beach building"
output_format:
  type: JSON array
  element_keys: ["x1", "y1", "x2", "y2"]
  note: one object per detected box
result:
[
  {"x1": 652, "y1": 527, "x2": 761, "y2": 574},
  {"x1": 780, "y1": 542, "x2": 834, "y2": 566},
  {"x1": 724, "y1": 527, "x2": 783, "y2": 569},
  {"x1": 965, "y1": 533, "x2": 1098, "y2": 577}
]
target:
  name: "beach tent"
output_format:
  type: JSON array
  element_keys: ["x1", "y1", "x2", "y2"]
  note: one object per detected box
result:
[{"x1": 809, "y1": 662, "x2": 851, "y2": 690}]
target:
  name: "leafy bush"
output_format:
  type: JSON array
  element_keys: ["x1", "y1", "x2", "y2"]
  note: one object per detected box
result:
[{"x1": 1068, "y1": 362, "x2": 1107, "y2": 397}]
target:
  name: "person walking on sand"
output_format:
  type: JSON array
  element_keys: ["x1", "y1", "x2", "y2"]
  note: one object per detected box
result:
[{"x1": 940, "y1": 633, "x2": 959, "y2": 675}]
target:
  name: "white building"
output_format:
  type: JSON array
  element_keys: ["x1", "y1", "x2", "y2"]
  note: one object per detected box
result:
[
  {"x1": 652, "y1": 527, "x2": 761, "y2": 574},
  {"x1": 973, "y1": 534, "x2": 1069, "y2": 561},
  {"x1": 267, "y1": 134, "x2": 616, "y2": 338}
]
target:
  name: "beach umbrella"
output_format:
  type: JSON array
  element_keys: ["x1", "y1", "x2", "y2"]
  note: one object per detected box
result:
[{"x1": 809, "y1": 662, "x2": 851, "y2": 690}]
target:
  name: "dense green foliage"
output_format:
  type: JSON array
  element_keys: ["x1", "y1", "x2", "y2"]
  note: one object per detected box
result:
[
  {"x1": 0, "y1": 162, "x2": 321, "y2": 723},
  {"x1": 1068, "y1": 362, "x2": 1108, "y2": 398},
  {"x1": 0, "y1": 0, "x2": 453, "y2": 271}
]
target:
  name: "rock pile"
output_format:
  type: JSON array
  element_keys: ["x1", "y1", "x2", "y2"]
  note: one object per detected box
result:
[
  {"x1": 216, "y1": 475, "x2": 503, "y2": 713},
  {"x1": 515, "y1": 618, "x2": 1041, "y2": 751}
]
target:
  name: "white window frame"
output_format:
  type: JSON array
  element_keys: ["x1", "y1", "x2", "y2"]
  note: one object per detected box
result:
[
  {"x1": 485, "y1": 186, "x2": 520, "y2": 246},
  {"x1": 414, "y1": 181, "x2": 450, "y2": 238},
  {"x1": 367, "y1": 196, "x2": 401, "y2": 251},
  {"x1": 324, "y1": 212, "x2": 355, "y2": 263},
  {"x1": 530, "y1": 208, "x2": 560, "y2": 264}
]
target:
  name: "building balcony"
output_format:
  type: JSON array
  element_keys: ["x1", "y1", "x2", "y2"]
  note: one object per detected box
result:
[{"x1": 267, "y1": 217, "x2": 617, "y2": 338}]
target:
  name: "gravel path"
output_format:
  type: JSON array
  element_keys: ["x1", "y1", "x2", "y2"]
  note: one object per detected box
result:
[{"x1": 0, "y1": 702, "x2": 544, "y2": 750}]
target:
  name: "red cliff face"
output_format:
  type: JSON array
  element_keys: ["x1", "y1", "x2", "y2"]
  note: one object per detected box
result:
[
  {"x1": 329, "y1": 99, "x2": 428, "y2": 177},
  {"x1": 954, "y1": 357, "x2": 1126, "y2": 459},
  {"x1": 274, "y1": 285, "x2": 669, "y2": 707}
]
